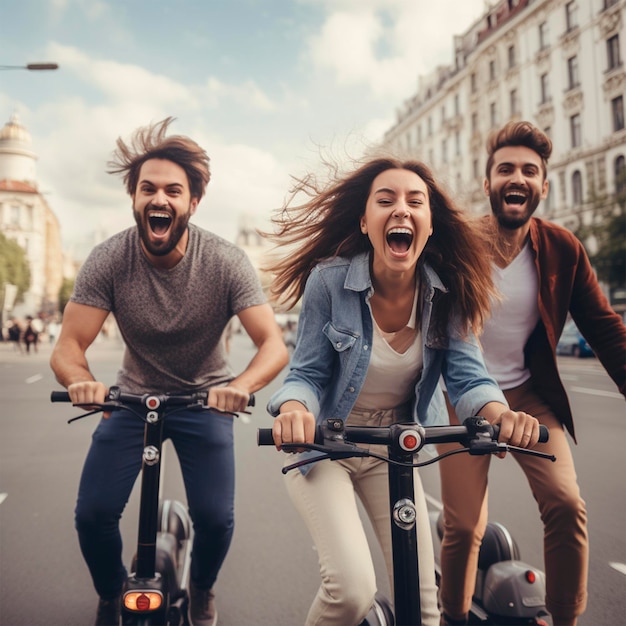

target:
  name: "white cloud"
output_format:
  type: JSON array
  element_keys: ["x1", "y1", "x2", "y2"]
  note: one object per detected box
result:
[{"x1": 305, "y1": 0, "x2": 487, "y2": 100}]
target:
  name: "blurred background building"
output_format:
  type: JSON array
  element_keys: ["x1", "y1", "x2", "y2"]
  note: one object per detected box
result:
[
  {"x1": 0, "y1": 113, "x2": 65, "y2": 317},
  {"x1": 382, "y1": 0, "x2": 625, "y2": 233}
]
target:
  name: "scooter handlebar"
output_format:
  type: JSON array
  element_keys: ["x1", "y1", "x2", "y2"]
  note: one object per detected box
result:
[{"x1": 256, "y1": 422, "x2": 549, "y2": 447}]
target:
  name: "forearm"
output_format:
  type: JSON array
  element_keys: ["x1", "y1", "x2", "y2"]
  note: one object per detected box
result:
[
  {"x1": 230, "y1": 336, "x2": 288, "y2": 394},
  {"x1": 50, "y1": 339, "x2": 96, "y2": 388},
  {"x1": 477, "y1": 401, "x2": 509, "y2": 424}
]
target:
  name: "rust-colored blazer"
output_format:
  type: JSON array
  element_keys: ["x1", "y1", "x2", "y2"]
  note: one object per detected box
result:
[{"x1": 518, "y1": 217, "x2": 626, "y2": 442}]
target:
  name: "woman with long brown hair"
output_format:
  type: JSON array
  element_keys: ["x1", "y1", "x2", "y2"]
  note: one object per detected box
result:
[{"x1": 265, "y1": 154, "x2": 540, "y2": 626}]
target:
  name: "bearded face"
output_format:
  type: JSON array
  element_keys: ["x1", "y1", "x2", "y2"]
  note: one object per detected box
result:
[
  {"x1": 485, "y1": 146, "x2": 549, "y2": 231},
  {"x1": 132, "y1": 158, "x2": 198, "y2": 266}
]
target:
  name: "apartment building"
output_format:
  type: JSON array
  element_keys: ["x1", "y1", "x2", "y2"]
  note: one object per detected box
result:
[
  {"x1": 0, "y1": 114, "x2": 64, "y2": 316},
  {"x1": 382, "y1": 0, "x2": 625, "y2": 231}
]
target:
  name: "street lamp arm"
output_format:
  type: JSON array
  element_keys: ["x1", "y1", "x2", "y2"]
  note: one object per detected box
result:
[{"x1": 0, "y1": 63, "x2": 59, "y2": 71}]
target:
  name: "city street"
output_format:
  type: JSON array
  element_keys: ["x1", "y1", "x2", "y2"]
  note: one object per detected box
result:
[{"x1": 0, "y1": 334, "x2": 624, "y2": 625}]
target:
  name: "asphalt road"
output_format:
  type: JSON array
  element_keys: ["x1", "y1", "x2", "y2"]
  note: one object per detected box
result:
[{"x1": 0, "y1": 334, "x2": 623, "y2": 625}]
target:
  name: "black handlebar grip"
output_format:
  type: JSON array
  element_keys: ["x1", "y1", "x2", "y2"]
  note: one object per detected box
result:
[
  {"x1": 248, "y1": 394, "x2": 256, "y2": 408},
  {"x1": 492, "y1": 423, "x2": 549, "y2": 443},
  {"x1": 51, "y1": 391, "x2": 71, "y2": 402},
  {"x1": 257, "y1": 428, "x2": 275, "y2": 446}
]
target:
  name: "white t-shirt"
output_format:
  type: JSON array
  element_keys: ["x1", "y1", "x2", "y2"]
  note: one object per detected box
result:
[
  {"x1": 481, "y1": 242, "x2": 540, "y2": 390},
  {"x1": 355, "y1": 285, "x2": 423, "y2": 410}
]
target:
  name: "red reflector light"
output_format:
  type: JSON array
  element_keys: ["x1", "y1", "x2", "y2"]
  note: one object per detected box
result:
[
  {"x1": 136, "y1": 594, "x2": 151, "y2": 611},
  {"x1": 123, "y1": 591, "x2": 163, "y2": 611},
  {"x1": 525, "y1": 569, "x2": 536, "y2": 584}
]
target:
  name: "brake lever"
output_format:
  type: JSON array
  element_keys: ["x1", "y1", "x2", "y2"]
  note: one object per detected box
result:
[
  {"x1": 468, "y1": 438, "x2": 556, "y2": 462},
  {"x1": 280, "y1": 441, "x2": 371, "y2": 474},
  {"x1": 66, "y1": 402, "x2": 122, "y2": 424}
]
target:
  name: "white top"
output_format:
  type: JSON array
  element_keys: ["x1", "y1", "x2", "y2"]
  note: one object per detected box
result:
[
  {"x1": 481, "y1": 242, "x2": 540, "y2": 390},
  {"x1": 355, "y1": 285, "x2": 423, "y2": 410}
]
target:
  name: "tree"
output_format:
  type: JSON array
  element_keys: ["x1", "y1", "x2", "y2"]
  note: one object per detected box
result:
[
  {"x1": 574, "y1": 182, "x2": 626, "y2": 291},
  {"x1": 0, "y1": 232, "x2": 31, "y2": 308},
  {"x1": 58, "y1": 277, "x2": 75, "y2": 315}
]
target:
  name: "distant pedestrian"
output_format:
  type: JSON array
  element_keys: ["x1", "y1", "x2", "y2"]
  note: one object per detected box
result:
[
  {"x1": 23, "y1": 316, "x2": 39, "y2": 354},
  {"x1": 8, "y1": 319, "x2": 23, "y2": 353}
]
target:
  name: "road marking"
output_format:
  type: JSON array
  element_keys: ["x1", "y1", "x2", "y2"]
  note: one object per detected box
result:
[
  {"x1": 570, "y1": 386, "x2": 622, "y2": 399},
  {"x1": 609, "y1": 562, "x2": 626, "y2": 576},
  {"x1": 0, "y1": 493, "x2": 7, "y2": 505},
  {"x1": 25, "y1": 374, "x2": 43, "y2": 384}
]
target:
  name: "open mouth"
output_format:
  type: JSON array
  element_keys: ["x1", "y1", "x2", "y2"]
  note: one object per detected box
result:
[
  {"x1": 148, "y1": 210, "x2": 173, "y2": 236},
  {"x1": 386, "y1": 227, "x2": 413, "y2": 254},
  {"x1": 504, "y1": 191, "x2": 527, "y2": 206}
]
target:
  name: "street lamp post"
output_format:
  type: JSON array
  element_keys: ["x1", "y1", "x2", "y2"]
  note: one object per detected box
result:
[{"x1": 0, "y1": 63, "x2": 58, "y2": 71}]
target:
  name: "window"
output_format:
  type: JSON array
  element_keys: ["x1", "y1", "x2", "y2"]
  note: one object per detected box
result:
[
  {"x1": 604, "y1": 0, "x2": 618, "y2": 9},
  {"x1": 454, "y1": 94, "x2": 460, "y2": 116},
  {"x1": 455, "y1": 131, "x2": 461, "y2": 157},
  {"x1": 489, "y1": 60, "x2": 496, "y2": 81},
  {"x1": 442, "y1": 139, "x2": 448, "y2": 163},
  {"x1": 615, "y1": 155, "x2": 626, "y2": 198},
  {"x1": 10, "y1": 205, "x2": 20, "y2": 225},
  {"x1": 471, "y1": 112, "x2": 478, "y2": 132},
  {"x1": 543, "y1": 178, "x2": 552, "y2": 214},
  {"x1": 612, "y1": 96, "x2": 625, "y2": 132},
  {"x1": 539, "y1": 21, "x2": 549, "y2": 50},
  {"x1": 570, "y1": 114, "x2": 581, "y2": 148},
  {"x1": 471, "y1": 72, "x2": 478, "y2": 93},
  {"x1": 428, "y1": 116, "x2": 432, "y2": 136},
  {"x1": 473, "y1": 159, "x2": 480, "y2": 179},
  {"x1": 490, "y1": 102, "x2": 498, "y2": 127},
  {"x1": 510, "y1": 89, "x2": 519, "y2": 115},
  {"x1": 572, "y1": 170, "x2": 583, "y2": 206},
  {"x1": 567, "y1": 56, "x2": 579, "y2": 89},
  {"x1": 540, "y1": 73, "x2": 550, "y2": 104},
  {"x1": 607, "y1": 35, "x2": 621, "y2": 70},
  {"x1": 508, "y1": 45, "x2": 516, "y2": 69},
  {"x1": 417, "y1": 125, "x2": 422, "y2": 143},
  {"x1": 441, "y1": 105, "x2": 446, "y2": 125},
  {"x1": 565, "y1": 1, "x2": 578, "y2": 31}
]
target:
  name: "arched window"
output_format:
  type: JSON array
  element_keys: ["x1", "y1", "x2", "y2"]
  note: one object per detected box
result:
[{"x1": 572, "y1": 170, "x2": 583, "y2": 206}]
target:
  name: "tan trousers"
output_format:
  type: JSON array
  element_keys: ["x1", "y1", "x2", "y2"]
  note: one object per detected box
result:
[
  {"x1": 437, "y1": 381, "x2": 588, "y2": 623},
  {"x1": 285, "y1": 406, "x2": 440, "y2": 626}
]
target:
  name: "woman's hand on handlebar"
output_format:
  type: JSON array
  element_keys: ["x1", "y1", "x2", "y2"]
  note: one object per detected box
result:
[
  {"x1": 67, "y1": 381, "x2": 110, "y2": 417},
  {"x1": 272, "y1": 401, "x2": 316, "y2": 452},
  {"x1": 483, "y1": 403, "x2": 541, "y2": 458}
]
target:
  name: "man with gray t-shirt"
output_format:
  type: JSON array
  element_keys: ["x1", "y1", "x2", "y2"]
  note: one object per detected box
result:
[{"x1": 50, "y1": 118, "x2": 289, "y2": 626}]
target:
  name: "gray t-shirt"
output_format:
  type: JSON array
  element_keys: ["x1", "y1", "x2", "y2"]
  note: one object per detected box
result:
[{"x1": 71, "y1": 223, "x2": 266, "y2": 393}]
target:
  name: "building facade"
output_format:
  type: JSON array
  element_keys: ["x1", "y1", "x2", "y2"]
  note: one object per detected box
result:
[
  {"x1": 0, "y1": 114, "x2": 64, "y2": 316},
  {"x1": 382, "y1": 0, "x2": 626, "y2": 231}
]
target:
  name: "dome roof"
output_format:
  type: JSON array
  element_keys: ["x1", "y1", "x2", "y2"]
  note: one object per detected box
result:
[{"x1": 0, "y1": 113, "x2": 33, "y2": 146}]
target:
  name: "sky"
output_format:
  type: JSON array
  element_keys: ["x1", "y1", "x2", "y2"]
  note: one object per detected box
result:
[{"x1": 1, "y1": 0, "x2": 490, "y2": 257}]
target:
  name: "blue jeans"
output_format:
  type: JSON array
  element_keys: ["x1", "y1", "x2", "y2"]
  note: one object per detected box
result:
[{"x1": 74, "y1": 408, "x2": 235, "y2": 599}]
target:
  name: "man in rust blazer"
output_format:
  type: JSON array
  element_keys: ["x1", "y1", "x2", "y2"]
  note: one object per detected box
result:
[{"x1": 438, "y1": 121, "x2": 626, "y2": 626}]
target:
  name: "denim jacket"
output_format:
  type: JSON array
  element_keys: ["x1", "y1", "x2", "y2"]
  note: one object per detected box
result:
[{"x1": 268, "y1": 253, "x2": 507, "y2": 440}]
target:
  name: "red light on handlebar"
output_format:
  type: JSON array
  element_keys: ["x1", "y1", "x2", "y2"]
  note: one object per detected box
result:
[
  {"x1": 525, "y1": 569, "x2": 536, "y2": 584},
  {"x1": 399, "y1": 430, "x2": 420, "y2": 452},
  {"x1": 146, "y1": 396, "x2": 160, "y2": 410},
  {"x1": 403, "y1": 435, "x2": 418, "y2": 449}
]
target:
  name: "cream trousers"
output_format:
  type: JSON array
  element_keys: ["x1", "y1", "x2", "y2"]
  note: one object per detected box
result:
[{"x1": 284, "y1": 406, "x2": 440, "y2": 626}]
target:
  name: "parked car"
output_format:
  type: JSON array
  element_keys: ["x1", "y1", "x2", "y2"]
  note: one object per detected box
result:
[{"x1": 556, "y1": 322, "x2": 595, "y2": 358}]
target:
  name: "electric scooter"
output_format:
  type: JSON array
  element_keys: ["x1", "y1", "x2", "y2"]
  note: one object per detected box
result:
[
  {"x1": 258, "y1": 417, "x2": 555, "y2": 626},
  {"x1": 52, "y1": 385, "x2": 252, "y2": 626}
]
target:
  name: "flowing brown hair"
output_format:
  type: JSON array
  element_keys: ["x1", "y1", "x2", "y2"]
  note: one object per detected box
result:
[
  {"x1": 107, "y1": 117, "x2": 211, "y2": 200},
  {"x1": 263, "y1": 155, "x2": 497, "y2": 336}
]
